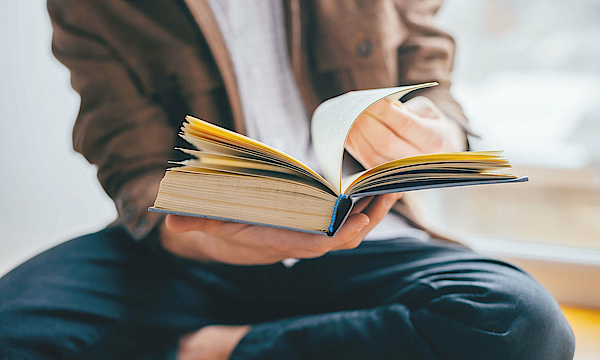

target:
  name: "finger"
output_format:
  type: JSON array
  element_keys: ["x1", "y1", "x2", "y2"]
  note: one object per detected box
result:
[
  {"x1": 349, "y1": 194, "x2": 401, "y2": 216},
  {"x1": 166, "y1": 209, "x2": 365, "y2": 258},
  {"x1": 328, "y1": 212, "x2": 370, "y2": 243},
  {"x1": 235, "y1": 212, "x2": 370, "y2": 258},
  {"x1": 329, "y1": 214, "x2": 369, "y2": 251},
  {"x1": 165, "y1": 195, "x2": 391, "y2": 258},
  {"x1": 165, "y1": 214, "x2": 211, "y2": 233},
  {"x1": 350, "y1": 196, "x2": 373, "y2": 215},
  {"x1": 347, "y1": 121, "x2": 391, "y2": 167},
  {"x1": 167, "y1": 212, "x2": 365, "y2": 260},
  {"x1": 330, "y1": 193, "x2": 399, "y2": 251},
  {"x1": 165, "y1": 214, "x2": 248, "y2": 235},
  {"x1": 353, "y1": 193, "x2": 398, "y2": 240},
  {"x1": 269, "y1": 212, "x2": 370, "y2": 258},
  {"x1": 330, "y1": 232, "x2": 369, "y2": 251},
  {"x1": 355, "y1": 113, "x2": 422, "y2": 159},
  {"x1": 366, "y1": 99, "x2": 437, "y2": 150}
]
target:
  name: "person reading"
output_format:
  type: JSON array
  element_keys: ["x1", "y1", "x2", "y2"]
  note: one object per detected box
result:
[{"x1": 0, "y1": 1, "x2": 574, "y2": 359}]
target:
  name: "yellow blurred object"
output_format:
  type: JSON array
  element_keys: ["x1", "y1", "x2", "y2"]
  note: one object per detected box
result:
[{"x1": 561, "y1": 306, "x2": 600, "y2": 360}]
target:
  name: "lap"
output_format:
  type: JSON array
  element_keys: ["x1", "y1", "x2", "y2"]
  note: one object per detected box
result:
[
  {"x1": 0, "y1": 227, "x2": 268, "y2": 359},
  {"x1": 297, "y1": 238, "x2": 534, "y2": 313},
  {"x1": 294, "y1": 239, "x2": 572, "y2": 360},
  {"x1": 0, "y1": 228, "x2": 569, "y2": 359}
]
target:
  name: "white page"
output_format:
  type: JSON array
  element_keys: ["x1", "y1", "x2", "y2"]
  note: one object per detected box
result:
[{"x1": 311, "y1": 83, "x2": 437, "y2": 193}]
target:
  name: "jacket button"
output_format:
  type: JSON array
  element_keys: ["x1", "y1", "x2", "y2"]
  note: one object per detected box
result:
[{"x1": 356, "y1": 39, "x2": 373, "y2": 57}]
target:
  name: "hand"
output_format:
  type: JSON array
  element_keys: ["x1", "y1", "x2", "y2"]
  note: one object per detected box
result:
[
  {"x1": 345, "y1": 96, "x2": 467, "y2": 169},
  {"x1": 178, "y1": 325, "x2": 251, "y2": 360},
  {"x1": 159, "y1": 193, "x2": 401, "y2": 265}
]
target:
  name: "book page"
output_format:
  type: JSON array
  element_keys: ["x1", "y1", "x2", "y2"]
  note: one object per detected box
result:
[
  {"x1": 184, "y1": 116, "x2": 331, "y2": 188},
  {"x1": 342, "y1": 151, "x2": 507, "y2": 193},
  {"x1": 311, "y1": 83, "x2": 437, "y2": 193},
  {"x1": 170, "y1": 162, "x2": 336, "y2": 195}
]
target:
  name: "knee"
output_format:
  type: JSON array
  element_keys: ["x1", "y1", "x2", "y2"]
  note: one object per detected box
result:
[
  {"x1": 411, "y1": 267, "x2": 575, "y2": 360},
  {"x1": 0, "y1": 262, "x2": 61, "y2": 360},
  {"x1": 502, "y1": 273, "x2": 575, "y2": 360}
]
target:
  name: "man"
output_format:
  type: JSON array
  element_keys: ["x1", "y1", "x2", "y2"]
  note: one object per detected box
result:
[{"x1": 0, "y1": 0, "x2": 574, "y2": 359}]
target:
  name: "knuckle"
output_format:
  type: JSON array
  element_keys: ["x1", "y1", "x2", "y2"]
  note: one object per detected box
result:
[
  {"x1": 426, "y1": 132, "x2": 445, "y2": 152},
  {"x1": 373, "y1": 145, "x2": 387, "y2": 159},
  {"x1": 394, "y1": 116, "x2": 413, "y2": 135}
]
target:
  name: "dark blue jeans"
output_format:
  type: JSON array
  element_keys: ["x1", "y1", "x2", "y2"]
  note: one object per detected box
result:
[{"x1": 0, "y1": 227, "x2": 574, "y2": 360}]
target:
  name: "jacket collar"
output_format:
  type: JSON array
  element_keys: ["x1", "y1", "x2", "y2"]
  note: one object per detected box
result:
[{"x1": 182, "y1": 0, "x2": 246, "y2": 134}]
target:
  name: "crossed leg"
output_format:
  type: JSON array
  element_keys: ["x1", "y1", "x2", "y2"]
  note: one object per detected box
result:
[{"x1": 0, "y1": 228, "x2": 574, "y2": 360}]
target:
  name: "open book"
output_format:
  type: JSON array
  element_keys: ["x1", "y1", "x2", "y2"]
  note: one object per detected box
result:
[{"x1": 150, "y1": 83, "x2": 528, "y2": 236}]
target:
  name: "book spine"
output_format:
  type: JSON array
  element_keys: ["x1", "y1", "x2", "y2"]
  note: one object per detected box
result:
[
  {"x1": 326, "y1": 194, "x2": 357, "y2": 237},
  {"x1": 328, "y1": 194, "x2": 348, "y2": 233}
]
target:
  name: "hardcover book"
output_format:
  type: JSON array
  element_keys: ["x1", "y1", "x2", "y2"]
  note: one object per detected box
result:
[{"x1": 149, "y1": 83, "x2": 527, "y2": 236}]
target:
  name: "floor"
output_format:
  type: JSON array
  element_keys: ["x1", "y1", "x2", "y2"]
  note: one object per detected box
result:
[{"x1": 562, "y1": 306, "x2": 600, "y2": 360}]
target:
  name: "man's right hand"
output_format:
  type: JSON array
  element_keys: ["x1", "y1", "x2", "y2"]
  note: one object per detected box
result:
[{"x1": 159, "y1": 193, "x2": 401, "y2": 265}]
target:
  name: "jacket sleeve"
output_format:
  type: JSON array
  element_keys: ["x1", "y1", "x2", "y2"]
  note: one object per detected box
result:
[
  {"x1": 396, "y1": 0, "x2": 475, "y2": 136},
  {"x1": 47, "y1": 1, "x2": 175, "y2": 240}
]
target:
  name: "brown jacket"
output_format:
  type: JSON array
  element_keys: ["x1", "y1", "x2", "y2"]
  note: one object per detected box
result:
[{"x1": 48, "y1": 0, "x2": 470, "y2": 240}]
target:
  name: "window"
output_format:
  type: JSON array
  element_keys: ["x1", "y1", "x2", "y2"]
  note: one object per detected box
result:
[{"x1": 414, "y1": 0, "x2": 600, "y2": 251}]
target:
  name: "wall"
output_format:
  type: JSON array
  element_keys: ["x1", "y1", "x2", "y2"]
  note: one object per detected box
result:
[{"x1": 0, "y1": 1, "x2": 116, "y2": 277}]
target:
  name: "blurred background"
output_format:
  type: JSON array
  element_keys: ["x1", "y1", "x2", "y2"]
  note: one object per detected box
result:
[
  {"x1": 0, "y1": 1, "x2": 118, "y2": 277},
  {"x1": 420, "y1": 0, "x2": 600, "y2": 252},
  {"x1": 1, "y1": 0, "x2": 599, "y2": 356}
]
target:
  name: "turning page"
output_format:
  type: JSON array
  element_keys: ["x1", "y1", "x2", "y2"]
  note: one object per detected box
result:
[{"x1": 310, "y1": 83, "x2": 437, "y2": 193}]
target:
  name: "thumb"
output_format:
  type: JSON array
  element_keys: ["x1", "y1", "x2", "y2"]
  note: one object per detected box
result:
[{"x1": 164, "y1": 214, "x2": 213, "y2": 233}]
